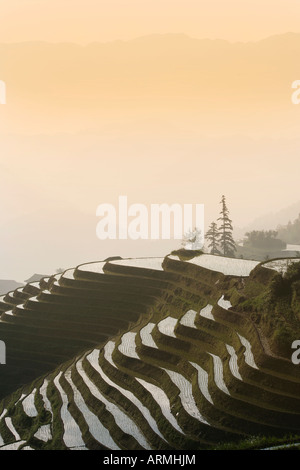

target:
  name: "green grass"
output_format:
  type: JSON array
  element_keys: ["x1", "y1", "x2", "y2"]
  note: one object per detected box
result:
[{"x1": 0, "y1": 253, "x2": 299, "y2": 450}]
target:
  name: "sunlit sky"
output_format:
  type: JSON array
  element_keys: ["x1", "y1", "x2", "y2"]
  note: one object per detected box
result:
[
  {"x1": 1, "y1": 1, "x2": 300, "y2": 280},
  {"x1": 0, "y1": 0, "x2": 300, "y2": 44}
]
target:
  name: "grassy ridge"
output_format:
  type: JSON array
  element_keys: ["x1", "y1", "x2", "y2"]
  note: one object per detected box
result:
[{"x1": 0, "y1": 252, "x2": 299, "y2": 450}]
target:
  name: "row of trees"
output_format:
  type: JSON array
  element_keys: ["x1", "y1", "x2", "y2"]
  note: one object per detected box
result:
[
  {"x1": 206, "y1": 195, "x2": 236, "y2": 257},
  {"x1": 182, "y1": 195, "x2": 236, "y2": 257},
  {"x1": 243, "y1": 230, "x2": 286, "y2": 250}
]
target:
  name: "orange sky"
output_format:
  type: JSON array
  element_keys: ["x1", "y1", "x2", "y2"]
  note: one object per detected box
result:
[
  {"x1": 1, "y1": 0, "x2": 300, "y2": 44},
  {"x1": 1, "y1": 1, "x2": 300, "y2": 280}
]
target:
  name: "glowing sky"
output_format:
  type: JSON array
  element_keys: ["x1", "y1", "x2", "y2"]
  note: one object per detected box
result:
[
  {"x1": 1, "y1": 1, "x2": 300, "y2": 280},
  {"x1": 1, "y1": 0, "x2": 300, "y2": 44}
]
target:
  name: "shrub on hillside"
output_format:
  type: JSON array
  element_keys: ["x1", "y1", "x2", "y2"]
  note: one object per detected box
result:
[{"x1": 284, "y1": 261, "x2": 300, "y2": 283}]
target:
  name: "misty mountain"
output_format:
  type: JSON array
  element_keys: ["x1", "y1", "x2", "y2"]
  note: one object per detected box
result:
[
  {"x1": 237, "y1": 200, "x2": 300, "y2": 238},
  {"x1": 0, "y1": 204, "x2": 180, "y2": 281},
  {"x1": 1, "y1": 32, "x2": 300, "y2": 135},
  {"x1": 0, "y1": 280, "x2": 23, "y2": 295}
]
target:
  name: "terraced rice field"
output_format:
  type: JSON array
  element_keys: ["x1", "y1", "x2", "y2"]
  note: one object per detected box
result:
[
  {"x1": 262, "y1": 258, "x2": 300, "y2": 275},
  {"x1": 0, "y1": 253, "x2": 299, "y2": 450},
  {"x1": 168, "y1": 254, "x2": 260, "y2": 276}
]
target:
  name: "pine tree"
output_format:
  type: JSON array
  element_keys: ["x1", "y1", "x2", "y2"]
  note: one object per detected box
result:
[
  {"x1": 205, "y1": 222, "x2": 220, "y2": 255},
  {"x1": 217, "y1": 195, "x2": 236, "y2": 257}
]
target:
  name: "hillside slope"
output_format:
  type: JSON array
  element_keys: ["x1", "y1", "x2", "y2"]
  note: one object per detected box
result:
[{"x1": 0, "y1": 252, "x2": 299, "y2": 450}]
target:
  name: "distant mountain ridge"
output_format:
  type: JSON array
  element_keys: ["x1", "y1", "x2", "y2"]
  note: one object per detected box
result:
[
  {"x1": 0, "y1": 253, "x2": 299, "y2": 450},
  {"x1": 0, "y1": 280, "x2": 23, "y2": 295},
  {"x1": 236, "y1": 200, "x2": 300, "y2": 238}
]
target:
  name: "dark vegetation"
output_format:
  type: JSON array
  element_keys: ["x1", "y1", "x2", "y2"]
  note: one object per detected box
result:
[
  {"x1": 277, "y1": 214, "x2": 300, "y2": 245},
  {"x1": 244, "y1": 230, "x2": 286, "y2": 251},
  {"x1": 0, "y1": 250, "x2": 299, "y2": 450},
  {"x1": 228, "y1": 260, "x2": 300, "y2": 356}
]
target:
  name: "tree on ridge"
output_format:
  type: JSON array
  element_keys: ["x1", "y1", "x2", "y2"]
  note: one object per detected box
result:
[{"x1": 217, "y1": 195, "x2": 236, "y2": 257}]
